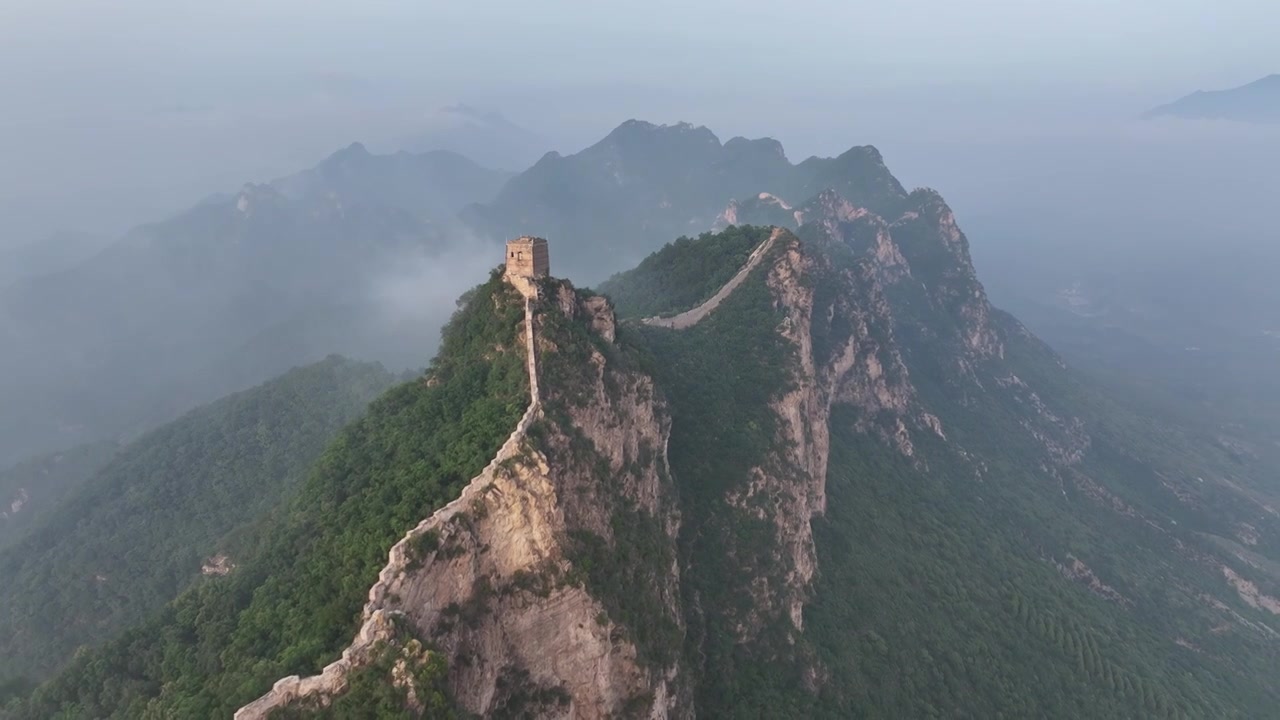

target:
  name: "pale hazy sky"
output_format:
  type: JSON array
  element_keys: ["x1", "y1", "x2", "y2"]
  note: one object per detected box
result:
[
  {"x1": 2, "y1": 0, "x2": 1271, "y2": 98},
  {"x1": 0, "y1": 0, "x2": 1276, "y2": 243}
]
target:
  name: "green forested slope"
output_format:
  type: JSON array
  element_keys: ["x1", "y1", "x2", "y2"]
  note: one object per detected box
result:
[
  {"x1": 0, "y1": 356, "x2": 395, "y2": 685},
  {"x1": 597, "y1": 225, "x2": 768, "y2": 318},
  {"x1": 618, "y1": 238, "x2": 799, "y2": 712},
  {"x1": 7, "y1": 271, "x2": 529, "y2": 719},
  {"x1": 607, "y1": 225, "x2": 1280, "y2": 718},
  {"x1": 10, "y1": 222, "x2": 1280, "y2": 719},
  {"x1": 0, "y1": 442, "x2": 118, "y2": 552}
]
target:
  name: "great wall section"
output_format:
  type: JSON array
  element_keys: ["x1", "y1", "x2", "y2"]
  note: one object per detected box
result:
[
  {"x1": 234, "y1": 228, "x2": 778, "y2": 718},
  {"x1": 641, "y1": 227, "x2": 781, "y2": 329},
  {"x1": 235, "y1": 290, "x2": 542, "y2": 720}
]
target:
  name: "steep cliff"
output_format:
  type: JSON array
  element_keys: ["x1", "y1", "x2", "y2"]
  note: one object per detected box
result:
[
  {"x1": 14, "y1": 182, "x2": 1280, "y2": 718},
  {"x1": 603, "y1": 190, "x2": 1280, "y2": 716},
  {"x1": 241, "y1": 281, "x2": 688, "y2": 719},
  {"x1": 603, "y1": 222, "x2": 927, "y2": 708}
]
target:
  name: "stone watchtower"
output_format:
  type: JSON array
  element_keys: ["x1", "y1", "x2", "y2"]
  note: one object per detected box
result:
[{"x1": 503, "y1": 236, "x2": 550, "y2": 298}]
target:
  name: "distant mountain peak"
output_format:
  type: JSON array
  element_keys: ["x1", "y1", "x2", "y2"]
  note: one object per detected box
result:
[
  {"x1": 1146, "y1": 74, "x2": 1280, "y2": 123},
  {"x1": 725, "y1": 135, "x2": 788, "y2": 161},
  {"x1": 319, "y1": 141, "x2": 372, "y2": 169},
  {"x1": 835, "y1": 144, "x2": 887, "y2": 166},
  {"x1": 465, "y1": 121, "x2": 910, "y2": 282},
  {"x1": 604, "y1": 119, "x2": 720, "y2": 146},
  {"x1": 233, "y1": 183, "x2": 286, "y2": 217}
]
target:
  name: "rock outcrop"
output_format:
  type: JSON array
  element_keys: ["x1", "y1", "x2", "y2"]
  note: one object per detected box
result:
[
  {"x1": 636, "y1": 227, "x2": 917, "y2": 645},
  {"x1": 731, "y1": 230, "x2": 916, "y2": 636},
  {"x1": 375, "y1": 285, "x2": 686, "y2": 718},
  {"x1": 888, "y1": 188, "x2": 1004, "y2": 359},
  {"x1": 238, "y1": 197, "x2": 1041, "y2": 716},
  {"x1": 239, "y1": 284, "x2": 687, "y2": 719},
  {"x1": 237, "y1": 296, "x2": 544, "y2": 719}
]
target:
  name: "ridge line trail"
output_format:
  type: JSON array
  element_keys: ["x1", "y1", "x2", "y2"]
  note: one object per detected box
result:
[
  {"x1": 641, "y1": 227, "x2": 782, "y2": 330},
  {"x1": 235, "y1": 296, "x2": 540, "y2": 720}
]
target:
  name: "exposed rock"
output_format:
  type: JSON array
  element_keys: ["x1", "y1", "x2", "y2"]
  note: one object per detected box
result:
[
  {"x1": 200, "y1": 553, "x2": 235, "y2": 576},
  {"x1": 921, "y1": 413, "x2": 946, "y2": 439},
  {"x1": 1055, "y1": 554, "x2": 1132, "y2": 607},
  {"x1": 1070, "y1": 470, "x2": 1145, "y2": 521},
  {"x1": 240, "y1": 287, "x2": 687, "y2": 719},
  {"x1": 1237, "y1": 523, "x2": 1261, "y2": 546},
  {"x1": 2, "y1": 488, "x2": 28, "y2": 519},
  {"x1": 999, "y1": 375, "x2": 1091, "y2": 468},
  {"x1": 712, "y1": 229, "x2": 916, "y2": 639},
  {"x1": 889, "y1": 189, "x2": 1004, "y2": 359},
  {"x1": 1223, "y1": 566, "x2": 1280, "y2": 615},
  {"x1": 381, "y1": 290, "x2": 685, "y2": 718},
  {"x1": 238, "y1": 297, "x2": 544, "y2": 719},
  {"x1": 714, "y1": 192, "x2": 801, "y2": 231},
  {"x1": 794, "y1": 189, "x2": 869, "y2": 233}
]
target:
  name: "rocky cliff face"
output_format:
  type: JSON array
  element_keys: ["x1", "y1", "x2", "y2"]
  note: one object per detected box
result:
[
  {"x1": 242, "y1": 191, "x2": 1095, "y2": 717},
  {"x1": 888, "y1": 189, "x2": 1004, "y2": 359},
  {"x1": 386, "y1": 284, "x2": 687, "y2": 718},
  {"x1": 242, "y1": 282, "x2": 687, "y2": 719},
  {"x1": 794, "y1": 187, "x2": 1094, "y2": 474},
  {"x1": 722, "y1": 230, "x2": 919, "y2": 637}
]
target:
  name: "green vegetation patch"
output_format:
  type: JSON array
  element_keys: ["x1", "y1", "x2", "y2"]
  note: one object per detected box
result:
[
  {"x1": 598, "y1": 225, "x2": 772, "y2": 319},
  {"x1": 622, "y1": 242, "x2": 798, "y2": 710},
  {"x1": 270, "y1": 635, "x2": 455, "y2": 720},
  {"x1": 12, "y1": 270, "x2": 529, "y2": 719},
  {"x1": 793, "y1": 396, "x2": 1280, "y2": 719},
  {"x1": 0, "y1": 441, "x2": 118, "y2": 552},
  {"x1": 0, "y1": 355, "x2": 394, "y2": 683}
]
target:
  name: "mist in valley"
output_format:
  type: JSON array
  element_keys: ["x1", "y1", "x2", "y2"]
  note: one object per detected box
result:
[
  {"x1": 6, "y1": 2, "x2": 1280, "y2": 716},
  {"x1": 2, "y1": 1, "x2": 1277, "y2": 465}
]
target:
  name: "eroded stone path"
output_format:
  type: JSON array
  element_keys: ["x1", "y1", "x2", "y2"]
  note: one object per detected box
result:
[{"x1": 641, "y1": 227, "x2": 782, "y2": 329}]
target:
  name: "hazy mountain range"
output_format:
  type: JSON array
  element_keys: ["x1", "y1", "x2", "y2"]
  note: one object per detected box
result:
[
  {"x1": 4, "y1": 138, "x2": 1278, "y2": 717},
  {"x1": 1, "y1": 115, "x2": 1278, "y2": 718},
  {"x1": 0, "y1": 121, "x2": 908, "y2": 466},
  {"x1": 0, "y1": 144, "x2": 508, "y2": 465},
  {"x1": 394, "y1": 105, "x2": 549, "y2": 171},
  {"x1": 464, "y1": 120, "x2": 907, "y2": 283}
]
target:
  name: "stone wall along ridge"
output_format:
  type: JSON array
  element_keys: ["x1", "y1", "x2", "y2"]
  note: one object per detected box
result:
[
  {"x1": 641, "y1": 227, "x2": 782, "y2": 330},
  {"x1": 235, "y1": 297, "x2": 540, "y2": 720}
]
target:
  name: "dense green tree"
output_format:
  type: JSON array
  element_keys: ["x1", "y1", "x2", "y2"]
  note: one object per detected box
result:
[
  {"x1": 0, "y1": 355, "x2": 394, "y2": 684},
  {"x1": 8, "y1": 272, "x2": 528, "y2": 718}
]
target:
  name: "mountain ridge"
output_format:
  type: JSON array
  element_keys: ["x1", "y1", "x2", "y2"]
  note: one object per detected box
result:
[
  {"x1": 12, "y1": 208, "x2": 1280, "y2": 716},
  {"x1": 0, "y1": 143, "x2": 509, "y2": 467},
  {"x1": 462, "y1": 119, "x2": 905, "y2": 283},
  {"x1": 6, "y1": 123, "x2": 1280, "y2": 718},
  {"x1": 1146, "y1": 74, "x2": 1280, "y2": 123}
]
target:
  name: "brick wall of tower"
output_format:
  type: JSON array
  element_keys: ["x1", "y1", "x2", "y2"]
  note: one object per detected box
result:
[
  {"x1": 504, "y1": 237, "x2": 550, "y2": 299},
  {"x1": 505, "y1": 237, "x2": 550, "y2": 278}
]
